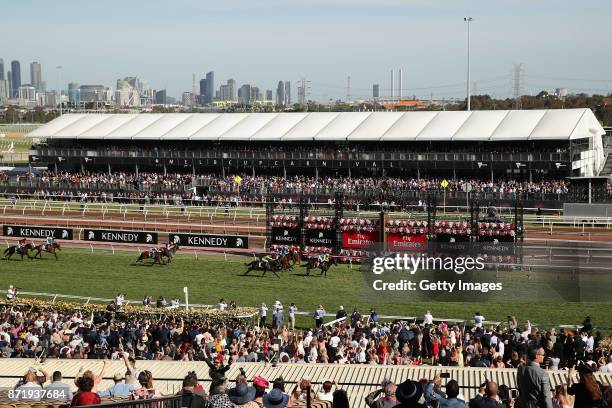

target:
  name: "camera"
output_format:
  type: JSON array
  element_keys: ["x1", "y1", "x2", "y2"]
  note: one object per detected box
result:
[
  {"x1": 440, "y1": 373, "x2": 451, "y2": 379},
  {"x1": 510, "y1": 389, "x2": 519, "y2": 399}
]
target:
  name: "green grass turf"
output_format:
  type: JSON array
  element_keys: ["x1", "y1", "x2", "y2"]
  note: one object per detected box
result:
[{"x1": 1, "y1": 248, "x2": 610, "y2": 328}]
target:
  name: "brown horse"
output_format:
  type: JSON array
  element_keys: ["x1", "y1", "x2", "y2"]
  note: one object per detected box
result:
[
  {"x1": 136, "y1": 249, "x2": 165, "y2": 265},
  {"x1": 32, "y1": 242, "x2": 61, "y2": 260},
  {"x1": 3, "y1": 243, "x2": 35, "y2": 261}
]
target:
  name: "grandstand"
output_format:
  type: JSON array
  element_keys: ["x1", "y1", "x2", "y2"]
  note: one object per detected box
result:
[{"x1": 28, "y1": 110, "x2": 605, "y2": 180}]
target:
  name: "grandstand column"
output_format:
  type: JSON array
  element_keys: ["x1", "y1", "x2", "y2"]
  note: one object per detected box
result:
[
  {"x1": 135, "y1": 164, "x2": 139, "y2": 178},
  {"x1": 163, "y1": 163, "x2": 167, "y2": 176},
  {"x1": 107, "y1": 163, "x2": 111, "y2": 176}
]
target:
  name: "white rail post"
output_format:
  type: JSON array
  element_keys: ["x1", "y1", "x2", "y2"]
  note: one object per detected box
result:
[
  {"x1": 90, "y1": 244, "x2": 94, "y2": 253},
  {"x1": 183, "y1": 286, "x2": 189, "y2": 311}
]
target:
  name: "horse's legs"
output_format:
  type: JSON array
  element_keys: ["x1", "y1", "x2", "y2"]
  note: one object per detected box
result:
[{"x1": 53, "y1": 250, "x2": 58, "y2": 260}]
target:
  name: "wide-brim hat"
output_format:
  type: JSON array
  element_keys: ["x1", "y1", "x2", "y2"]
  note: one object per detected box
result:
[
  {"x1": 396, "y1": 380, "x2": 423, "y2": 404},
  {"x1": 263, "y1": 389, "x2": 289, "y2": 408},
  {"x1": 228, "y1": 383, "x2": 256, "y2": 405}
]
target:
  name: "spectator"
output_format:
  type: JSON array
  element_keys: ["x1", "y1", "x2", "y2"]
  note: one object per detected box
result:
[
  {"x1": 208, "y1": 378, "x2": 233, "y2": 408},
  {"x1": 365, "y1": 380, "x2": 398, "y2": 408},
  {"x1": 333, "y1": 389, "x2": 350, "y2": 408},
  {"x1": 97, "y1": 372, "x2": 135, "y2": 398},
  {"x1": 314, "y1": 305, "x2": 326, "y2": 328},
  {"x1": 437, "y1": 380, "x2": 466, "y2": 407},
  {"x1": 13, "y1": 369, "x2": 45, "y2": 401},
  {"x1": 263, "y1": 388, "x2": 290, "y2": 408},
  {"x1": 288, "y1": 303, "x2": 298, "y2": 330},
  {"x1": 45, "y1": 370, "x2": 73, "y2": 400},
  {"x1": 566, "y1": 364, "x2": 603, "y2": 407},
  {"x1": 516, "y1": 345, "x2": 553, "y2": 408},
  {"x1": 177, "y1": 374, "x2": 207, "y2": 408},
  {"x1": 395, "y1": 379, "x2": 426, "y2": 408},
  {"x1": 253, "y1": 376, "x2": 270, "y2": 406},
  {"x1": 131, "y1": 370, "x2": 161, "y2": 400},
  {"x1": 317, "y1": 380, "x2": 335, "y2": 402},
  {"x1": 472, "y1": 381, "x2": 502, "y2": 407},
  {"x1": 259, "y1": 303, "x2": 268, "y2": 327},
  {"x1": 71, "y1": 374, "x2": 101, "y2": 406},
  {"x1": 228, "y1": 382, "x2": 257, "y2": 408}
]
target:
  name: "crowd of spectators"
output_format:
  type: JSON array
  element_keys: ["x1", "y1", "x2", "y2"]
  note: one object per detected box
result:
[{"x1": 2, "y1": 298, "x2": 611, "y2": 407}]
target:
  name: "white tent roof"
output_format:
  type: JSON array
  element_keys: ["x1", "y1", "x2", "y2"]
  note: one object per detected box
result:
[{"x1": 30, "y1": 109, "x2": 604, "y2": 142}]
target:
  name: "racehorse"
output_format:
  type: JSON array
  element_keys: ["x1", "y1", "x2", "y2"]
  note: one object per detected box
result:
[
  {"x1": 32, "y1": 242, "x2": 62, "y2": 260},
  {"x1": 159, "y1": 243, "x2": 179, "y2": 264},
  {"x1": 3, "y1": 243, "x2": 35, "y2": 261},
  {"x1": 135, "y1": 249, "x2": 165, "y2": 265},
  {"x1": 244, "y1": 257, "x2": 282, "y2": 278},
  {"x1": 280, "y1": 250, "x2": 301, "y2": 270},
  {"x1": 302, "y1": 257, "x2": 337, "y2": 277}
]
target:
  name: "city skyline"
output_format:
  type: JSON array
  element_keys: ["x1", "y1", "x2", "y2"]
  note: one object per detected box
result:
[{"x1": 1, "y1": 0, "x2": 612, "y2": 101}]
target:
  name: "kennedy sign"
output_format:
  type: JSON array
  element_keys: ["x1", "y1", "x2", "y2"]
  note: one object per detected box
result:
[
  {"x1": 84, "y1": 229, "x2": 158, "y2": 244},
  {"x1": 3, "y1": 225, "x2": 73, "y2": 240},
  {"x1": 271, "y1": 227, "x2": 300, "y2": 245},
  {"x1": 170, "y1": 233, "x2": 248, "y2": 249},
  {"x1": 305, "y1": 229, "x2": 336, "y2": 247}
]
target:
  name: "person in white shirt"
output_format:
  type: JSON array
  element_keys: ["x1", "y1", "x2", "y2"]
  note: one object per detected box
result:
[
  {"x1": 288, "y1": 303, "x2": 297, "y2": 330},
  {"x1": 272, "y1": 301, "x2": 284, "y2": 330},
  {"x1": 258, "y1": 303, "x2": 268, "y2": 327},
  {"x1": 217, "y1": 298, "x2": 227, "y2": 310},
  {"x1": 600, "y1": 355, "x2": 612, "y2": 372},
  {"x1": 520, "y1": 320, "x2": 532, "y2": 340},
  {"x1": 7, "y1": 285, "x2": 17, "y2": 301},
  {"x1": 585, "y1": 334, "x2": 594, "y2": 353},
  {"x1": 424, "y1": 311, "x2": 433, "y2": 326},
  {"x1": 473, "y1": 312, "x2": 485, "y2": 328},
  {"x1": 316, "y1": 381, "x2": 335, "y2": 401}
]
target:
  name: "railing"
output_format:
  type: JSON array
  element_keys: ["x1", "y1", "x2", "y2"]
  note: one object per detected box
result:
[
  {"x1": 33, "y1": 146, "x2": 570, "y2": 163},
  {"x1": 79, "y1": 395, "x2": 183, "y2": 408}
]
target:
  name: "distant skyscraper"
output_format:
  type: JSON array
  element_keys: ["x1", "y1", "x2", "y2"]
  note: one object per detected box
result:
[
  {"x1": 266, "y1": 89, "x2": 273, "y2": 101},
  {"x1": 276, "y1": 81, "x2": 285, "y2": 105},
  {"x1": 0, "y1": 59, "x2": 4, "y2": 80},
  {"x1": 155, "y1": 89, "x2": 167, "y2": 104},
  {"x1": 238, "y1": 84, "x2": 252, "y2": 105},
  {"x1": 30, "y1": 62, "x2": 42, "y2": 91},
  {"x1": 205, "y1": 71, "x2": 214, "y2": 103},
  {"x1": 79, "y1": 85, "x2": 105, "y2": 102},
  {"x1": 11, "y1": 60, "x2": 21, "y2": 98},
  {"x1": 7, "y1": 71, "x2": 11, "y2": 98},
  {"x1": 227, "y1": 78, "x2": 236, "y2": 101},
  {"x1": 68, "y1": 83, "x2": 79, "y2": 105},
  {"x1": 0, "y1": 80, "x2": 8, "y2": 104},
  {"x1": 199, "y1": 78, "x2": 207, "y2": 104},
  {"x1": 284, "y1": 81, "x2": 291, "y2": 104},
  {"x1": 373, "y1": 84, "x2": 380, "y2": 98},
  {"x1": 18, "y1": 85, "x2": 36, "y2": 102}
]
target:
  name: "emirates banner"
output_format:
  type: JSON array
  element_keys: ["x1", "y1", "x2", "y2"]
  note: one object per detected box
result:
[
  {"x1": 387, "y1": 233, "x2": 427, "y2": 251},
  {"x1": 342, "y1": 231, "x2": 379, "y2": 249},
  {"x1": 305, "y1": 229, "x2": 336, "y2": 247},
  {"x1": 271, "y1": 227, "x2": 301, "y2": 245}
]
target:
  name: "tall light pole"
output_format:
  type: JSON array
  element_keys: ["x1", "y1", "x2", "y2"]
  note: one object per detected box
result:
[
  {"x1": 56, "y1": 65, "x2": 63, "y2": 115},
  {"x1": 464, "y1": 17, "x2": 473, "y2": 111}
]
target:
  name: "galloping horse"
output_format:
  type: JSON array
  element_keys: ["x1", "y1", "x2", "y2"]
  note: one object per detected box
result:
[
  {"x1": 3, "y1": 243, "x2": 35, "y2": 261},
  {"x1": 135, "y1": 249, "x2": 165, "y2": 265},
  {"x1": 159, "y1": 243, "x2": 180, "y2": 264},
  {"x1": 245, "y1": 257, "x2": 282, "y2": 278},
  {"x1": 302, "y1": 257, "x2": 337, "y2": 277},
  {"x1": 32, "y1": 242, "x2": 62, "y2": 260},
  {"x1": 280, "y1": 250, "x2": 301, "y2": 270}
]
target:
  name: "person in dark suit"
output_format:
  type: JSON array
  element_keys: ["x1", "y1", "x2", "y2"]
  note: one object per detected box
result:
[{"x1": 516, "y1": 345, "x2": 553, "y2": 408}]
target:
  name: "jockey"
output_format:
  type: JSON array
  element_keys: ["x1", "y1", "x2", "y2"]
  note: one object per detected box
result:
[
  {"x1": 317, "y1": 251, "x2": 326, "y2": 266},
  {"x1": 148, "y1": 247, "x2": 158, "y2": 257},
  {"x1": 46, "y1": 236, "x2": 56, "y2": 250},
  {"x1": 278, "y1": 246, "x2": 288, "y2": 257},
  {"x1": 259, "y1": 254, "x2": 272, "y2": 268},
  {"x1": 323, "y1": 252, "x2": 330, "y2": 263},
  {"x1": 18, "y1": 238, "x2": 28, "y2": 251}
]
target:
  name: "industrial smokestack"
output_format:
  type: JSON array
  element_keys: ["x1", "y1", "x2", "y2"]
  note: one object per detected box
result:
[
  {"x1": 398, "y1": 69, "x2": 403, "y2": 100},
  {"x1": 390, "y1": 69, "x2": 394, "y2": 100}
]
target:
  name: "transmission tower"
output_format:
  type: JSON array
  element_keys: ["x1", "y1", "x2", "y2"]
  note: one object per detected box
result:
[
  {"x1": 512, "y1": 64, "x2": 524, "y2": 109},
  {"x1": 346, "y1": 75, "x2": 351, "y2": 102}
]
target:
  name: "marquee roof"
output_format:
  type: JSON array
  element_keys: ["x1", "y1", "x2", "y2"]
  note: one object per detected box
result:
[{"x1": 29, "y1": 109, "x2": 605, "y2": 142}]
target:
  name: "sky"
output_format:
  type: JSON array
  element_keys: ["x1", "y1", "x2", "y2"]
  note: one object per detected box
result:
[{"x1": 2, "y1": 0, "x2": 612, "y2": 101}]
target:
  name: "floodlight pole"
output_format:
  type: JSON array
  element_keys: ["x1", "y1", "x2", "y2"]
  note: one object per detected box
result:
[{"x1": 464, "y1": 17, "x2": 473, "y2": 111}]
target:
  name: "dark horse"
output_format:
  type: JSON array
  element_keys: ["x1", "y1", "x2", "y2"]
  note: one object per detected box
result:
[
  {"x1": 244, "y1": 257, "x2": 282, "y2": 278},
  {"x1": 302, "y1": 257, "x2": 337, "y2": 277},
  {"x1": 280, "y1": 250, "x2": 301, "y2": 270},
  {"x1": 159, "y1": 243, "x2": 179, "y2": 264},
  {"x1": 135, "y1": 249, "x2": 165, "y2": 265},
  {"x1": 32, "y1": 242, "x2": 62, "y2": 260},
  {"x1": 3, "y1": 243, "x2": 35, "y2": 261}
]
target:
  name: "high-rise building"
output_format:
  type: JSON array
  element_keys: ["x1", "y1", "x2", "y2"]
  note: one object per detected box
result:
[
  {"x1": 79, "y1": 85, "x2": 105, "y2": 102},
  {"x1": 227, "y1": 78, "x2": 236, "y2": 101},
  {"x1": 18, "y1": 85, "x2": 37, "y2": 103},
  {"x1": 182, "y1": 91, "x2": 194, "y2": 106},
  {"x1": 276, "y1": 81, "x2": 285, "y2": 105},
  {"x1": 68, "y1": 83, "x2": 79, "y2": 105},
  {"x1": 155, "y1": 89, "x2": 167, "y2": 104},
  {"x1": 284, "y1": 81, "x2": 291, "y2": 104},
  {"x1": 7, "y1": 71, "x2": 11, "y2": 98},
  {"x1": 238, "y1": 84, "x2": 252, "y2": 105},
  {"x1": 219, "y1": 84, "x2": 230, "y2": 101},
  {"x1": 30, "y1": 62, "x2": 42, "y2": 91},
  {"x1": 0, "y1": 59, "x2": 4, "y2": 80},
  {"x1": 205, "y1": 71, "x2": 214, "y2": 103},
  {"x1": 373, "y1": 84, "x2": 380, "y2": 98},
  {"x1": 10, "y1": 60, "x2": 21, "y2": 98},
  {"x1": 0, "y1": 80, "x2": 9, "y2": 104},
  {"x1": 198, "y1": 78, "x2": 206, "y2": 104},
  {"x1": 266, "y1": 89, "x2": 273, "y2": 101}
]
